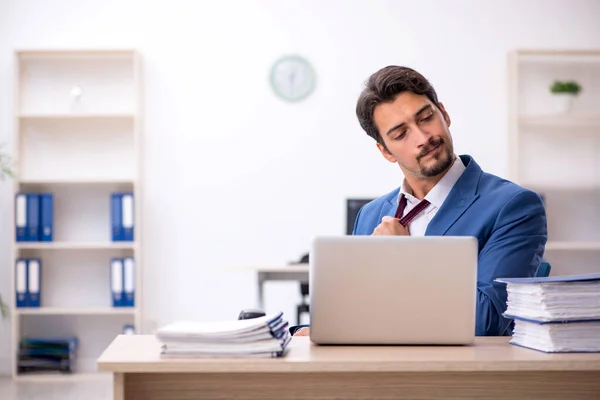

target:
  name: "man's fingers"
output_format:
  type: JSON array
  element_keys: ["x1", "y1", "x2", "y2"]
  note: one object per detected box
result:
[{"x1": 294, "y1": 327, "x2": 310, "y2": 336}]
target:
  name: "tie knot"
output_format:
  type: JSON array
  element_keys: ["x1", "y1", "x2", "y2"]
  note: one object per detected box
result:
[{"x1": 395, "y1": 196, "x2": 430, "y2": 227}]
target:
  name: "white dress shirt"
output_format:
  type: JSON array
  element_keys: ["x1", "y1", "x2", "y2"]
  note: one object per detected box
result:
[{"x1": 398, "y1": 157, "x2": 466, "y2": 236}]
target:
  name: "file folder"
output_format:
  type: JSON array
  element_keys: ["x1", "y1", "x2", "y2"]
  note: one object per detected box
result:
[
  {"x1": 40, "y1": 193, "x2": 53, "y2": 242},
  {"x1": 27, "y1": 259, "x2": 41, "y2": 307},
  {"x1": 26, "y1": 194, "x2": 40, "y2": 242},
  {"x1": 15, "y1": 194, "x2": 27, "y2": 242},
  {"x1": 122, "y1": 193, "x2": 134, "y2": 241},
  {"x1": 111, "y1": 258, "x2": 124, "y2": 307},
  {"x1": 123, "y1": 257, "x2": 135, "y2": 307},
  {"x1": 111, "y1": 193, "x2": 123, "y2": 241},
  {"x1": 15, "y1": 259, "x2": 28, "y2": 308}
]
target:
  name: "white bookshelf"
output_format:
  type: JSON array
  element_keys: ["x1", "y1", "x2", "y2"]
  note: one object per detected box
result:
[
  {"x1": 508, "y1": 49, "x2": 600, "y2": 277},
  {"x1": 13, "y1": 371, "x2": 112, "y2": 383},
  {"x1": 16, "y1": 242, "x2": 136, "y2": 250},
  {"x1": 9, "y1": 49, "x2": 143, "y2": 380},
  {"x1": 15, "y1": 308, "x2": 138, "y2": 316}
]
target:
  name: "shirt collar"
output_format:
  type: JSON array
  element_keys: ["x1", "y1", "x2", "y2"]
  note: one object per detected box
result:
[{"x1": 399, "y1": 156, "x2": 466, "y2": 209}]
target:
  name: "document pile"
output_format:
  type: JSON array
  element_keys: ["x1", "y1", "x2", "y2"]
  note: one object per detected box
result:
[
  {"x1": 497, "y1": 273, "x2": 600, "y2": 353},
  {"x1": 18, "y1": 337, "x2": 78, "y2": 374},
  {"x1": 156, "y1": 312, "x2": 291, "y2": 358}
]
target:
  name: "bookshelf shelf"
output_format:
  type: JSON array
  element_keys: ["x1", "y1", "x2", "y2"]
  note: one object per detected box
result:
[
  {"x1": 519, "y1": 114, "x2": 600, "y2": 127},
  {"x1": 545, "y1": 242, "x2": 600, "y2": 251},
  {"x1": 10, "y1": 49, "x2": 143, "y2": 380},
  {"x1": 18, "y1": 113, "x2": 135, "y2": 119},
  {"x1": 15, "y1": 242, "x2": 136, "y2": 251},
  {"x1": 16, "y1": 307, "x2": 137, "y2": 316},
  {"x1": 19, "y1": 179, "x2": 135, "y2": 186},
  {"x1": 13, "y1": 371, "x2": 113, "y2": 382},
  {"x1": 520, "y1": 183, "x2": 600, "y2": 192}
]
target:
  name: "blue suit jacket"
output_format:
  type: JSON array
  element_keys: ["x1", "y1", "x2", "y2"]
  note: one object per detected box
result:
[{"x1": 352, "y1": 155, "x2": 547, "y2": 336}]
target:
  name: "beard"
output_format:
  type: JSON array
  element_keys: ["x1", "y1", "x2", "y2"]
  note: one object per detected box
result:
[{"x1": 416, "y1": 136, "x2": 454, "y2": 177}]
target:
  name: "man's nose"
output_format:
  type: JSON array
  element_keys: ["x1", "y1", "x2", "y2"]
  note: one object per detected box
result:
[{"x1": 413, "y1": 124, "x2": 432, "y2": 148}]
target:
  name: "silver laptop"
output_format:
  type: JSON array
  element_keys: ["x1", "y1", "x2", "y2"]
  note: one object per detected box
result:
[{"x1": 309, "y1": 236, "x2": 478, "y2": 345}]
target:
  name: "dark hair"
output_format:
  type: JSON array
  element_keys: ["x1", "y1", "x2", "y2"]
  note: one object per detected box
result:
[{"x1": 356, "y1": 66, "x2": 440, "y2": 146}]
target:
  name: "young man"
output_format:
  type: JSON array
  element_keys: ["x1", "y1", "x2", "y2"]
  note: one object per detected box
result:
[{"x1": 294, "y1": 66, "x2": 547, "y2": 337}]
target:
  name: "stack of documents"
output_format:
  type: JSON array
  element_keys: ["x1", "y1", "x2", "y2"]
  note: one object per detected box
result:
[
  {"x1": 497, "y1": 273, "x2": 600, "y2": 353},
  {"x1": 18, "y1": 337, "x2": 78, "y2": 374},
  {"x1": 156, "y1": 312, "x2": 291, "y2": 358}
]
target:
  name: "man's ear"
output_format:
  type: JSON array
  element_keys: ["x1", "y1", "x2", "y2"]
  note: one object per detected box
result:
[
  {"x1": 376, "y1": 142, "x2": 397, "y2": 163},
  {"x1": 438, "y1": 102, "x2": 451, "y2": 127}
]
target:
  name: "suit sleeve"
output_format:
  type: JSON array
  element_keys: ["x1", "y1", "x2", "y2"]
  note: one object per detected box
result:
[
  {"x1": 476, "y1": 189, "x2": 547, "y2": 336},
  {"x1": 351, "y1": 205, "x2": 366, "y2": 235}
]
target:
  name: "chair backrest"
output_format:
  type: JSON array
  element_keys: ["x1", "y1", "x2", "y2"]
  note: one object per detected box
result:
[{"x1": 535, "y1": 261, "x2": 551, "y2": 277}]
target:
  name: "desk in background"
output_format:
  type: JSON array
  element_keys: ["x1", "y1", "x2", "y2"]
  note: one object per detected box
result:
[
  {"x1": 235, "y1": 265, "x2": 309, "y2": 310},
  {"x1": 98, "y1": 335, "x2": 600, "y2": 399}
]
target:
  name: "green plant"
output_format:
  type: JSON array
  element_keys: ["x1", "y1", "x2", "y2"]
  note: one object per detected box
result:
[
  {"x1": 550, "y1": 80, "x2": 582, "y2": 95},
  {"x1": 0, "y1": 145, "x2": 14, "y2": 319},
  {"x1": 0, "y1": 298, "x2": 7, "y2": 319},
  {"x1": 1, "y1": 147, "x2": 15, "y2": 181}
]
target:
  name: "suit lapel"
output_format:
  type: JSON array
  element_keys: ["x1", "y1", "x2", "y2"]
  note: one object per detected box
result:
[
  {"x1": 382, "y1": 189, "x2": 400, "y2": 221},
  {"x1": 425, "y1": 155, "x2": 482, "y2": 236}
]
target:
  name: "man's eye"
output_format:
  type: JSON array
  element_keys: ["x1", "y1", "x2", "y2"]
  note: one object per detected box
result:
[
  {"x1": 394, "y1": 132, "x2": 407, "y2": 140},
  {"x1": 420, "y1": 113, "x2": 434, "y2": 123}
]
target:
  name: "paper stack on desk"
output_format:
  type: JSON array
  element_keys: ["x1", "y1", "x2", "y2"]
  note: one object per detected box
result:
[
  {"x1": 496, "y1": 273, "x2": 600, "y2": 353},
  {"x1": 156, "y1": 311, "x2": 291, "y2": 358}
]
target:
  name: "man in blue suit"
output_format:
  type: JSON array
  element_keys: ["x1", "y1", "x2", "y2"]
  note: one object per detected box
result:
[{"x1": 294, "y1": 65, "x2": 547, "y2": 337}]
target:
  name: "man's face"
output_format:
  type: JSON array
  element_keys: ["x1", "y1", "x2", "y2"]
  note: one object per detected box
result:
[{"x1": 373, "y1": 92, "x2": 454, "y2": 179}]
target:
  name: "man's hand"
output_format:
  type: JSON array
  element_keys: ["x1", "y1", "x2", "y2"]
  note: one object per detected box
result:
[
  {"x1": 372, "y1": 216, "x2": 410, "y2": 236},
  {"x1": 293, "y1": 327, "x2": 310, "y2": 336}
]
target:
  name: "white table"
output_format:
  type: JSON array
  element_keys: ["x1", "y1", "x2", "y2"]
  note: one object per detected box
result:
[{"x1": 234, "y1": 265, "x2": 309, "y2": 310}]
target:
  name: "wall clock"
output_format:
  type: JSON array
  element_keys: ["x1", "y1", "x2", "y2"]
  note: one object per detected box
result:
[{"x1": 270, "y1": 55, "x2": 316, "y2": 102}]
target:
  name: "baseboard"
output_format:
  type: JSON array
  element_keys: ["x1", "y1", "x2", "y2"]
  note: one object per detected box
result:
[
  {"x1": 0, "y1": 355, "x2": 11, "y2": 376},
  {"x1": 0, "y1": 356, "x2": 100, "y2": 377}
]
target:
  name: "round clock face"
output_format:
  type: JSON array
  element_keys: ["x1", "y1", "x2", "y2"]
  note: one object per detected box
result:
[{"x1": 270, "y1": 55, "x2": 316, "y2": 102}]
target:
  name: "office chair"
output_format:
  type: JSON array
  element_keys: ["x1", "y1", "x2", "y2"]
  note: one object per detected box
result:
[
  {"x1": 536, "y1": 261, "x2": 551, "y2": 278},
  {"x1": 291, "y1": 253, "x2": 310, "y2": 325},
  {"x1": 296, "y1": 282, "x2": 309, "y2": 326}
]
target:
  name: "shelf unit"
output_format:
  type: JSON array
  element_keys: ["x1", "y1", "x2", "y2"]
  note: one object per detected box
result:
[
  {"x1": 508, "y1": 49, "x2": 600, "y2": 277},
  {"x1": 9, "y1": 49, "x2": 143, "y2": 380},
  {"x1": 15, "y1": 308, "x2": 137, "y2": 316},
  {"x1": 15, "y1": 242, "x2": 136, "y2": 250},
  {"x1": 13, "y1": 371, "x2": 113, "y2": 383}
]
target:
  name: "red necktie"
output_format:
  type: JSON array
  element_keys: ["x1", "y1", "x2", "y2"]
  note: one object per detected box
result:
[{"x1": 394, "y1": 195, "x2": 430, "y2": 227}]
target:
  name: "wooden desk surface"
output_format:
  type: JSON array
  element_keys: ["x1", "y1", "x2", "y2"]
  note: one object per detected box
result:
[{"x1": 98, "y1": 335, "x2": 600, "y2": 374}]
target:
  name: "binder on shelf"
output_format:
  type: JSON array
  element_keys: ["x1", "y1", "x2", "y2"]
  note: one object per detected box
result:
[
  {"x1": 15, "y1": 259, "x2": 28, "y2": 308},
  {"x1": 122, "y1": 193, "x2": 134, "y2": 241},
  {"x1": 15, "y1": 193, "x2": 27, "y2": 242},
  {"x1": 111, "y1": 193, "x2": 123, "y2": 241},
  {"x1": 26, "y1": 194, "x2": 40, "y2": 242},
  {"x1": 123, "y1": 257, "x2": 135, "y2": 307},
  {"x1": 40, "y1": 193, "x2": 54, "y2": 242},
  {"x1": 111, "y1": 258, "x2": 124, "y2": 307},
  {"x1": 27, "y1": 259, "x2": 41, "y2": 308}
]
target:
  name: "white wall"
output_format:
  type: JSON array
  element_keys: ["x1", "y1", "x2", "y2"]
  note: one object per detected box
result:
[{"x1": 1, "y1": 0, "x2": 599, "y2": 374}]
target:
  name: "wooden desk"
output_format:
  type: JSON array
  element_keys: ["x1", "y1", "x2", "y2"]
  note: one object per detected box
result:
[{"x1": 98, "y1": 335, "x2": 600, "y2": 399}]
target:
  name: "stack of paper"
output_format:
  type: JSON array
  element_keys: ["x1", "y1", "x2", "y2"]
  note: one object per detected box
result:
[
  {"x1": 156, "y1": 312, "x2": 291, "y2": 358},
  {"x1": 496, "y1": 273, "x2": 600, "y2": 353},
  {"x1": 18, "y1": 337, "x2": 78, "y2": 374}
]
